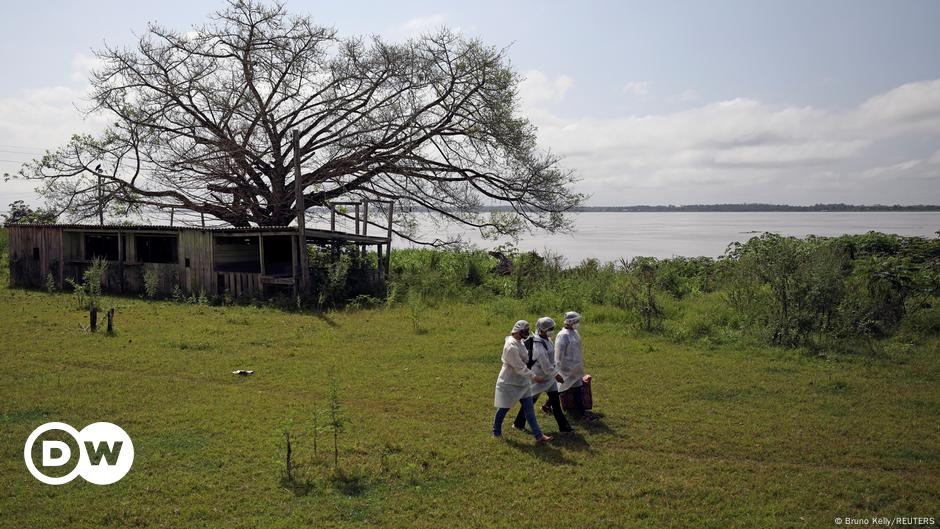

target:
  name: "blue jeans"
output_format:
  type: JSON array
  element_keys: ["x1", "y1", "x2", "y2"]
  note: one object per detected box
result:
[{"x1": 493, "y1": 396, "x2": 543, "y2": 439}]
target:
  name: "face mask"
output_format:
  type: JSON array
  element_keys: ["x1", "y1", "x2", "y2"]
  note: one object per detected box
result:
[
  {"x1": 520, "y1": 329, "x2": 530, "y2": 339},
  {"x1": 547, "y1": 330, "x2": 554, "y2": 339}
]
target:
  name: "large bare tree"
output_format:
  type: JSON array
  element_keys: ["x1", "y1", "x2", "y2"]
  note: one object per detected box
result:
[{"x1": 17, "y1": 1, "x2": 583, "y2": 244}]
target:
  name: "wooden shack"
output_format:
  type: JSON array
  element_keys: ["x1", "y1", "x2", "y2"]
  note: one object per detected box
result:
[{"x1": 5, "y1": 202, "x2": 393, "y2": 298}]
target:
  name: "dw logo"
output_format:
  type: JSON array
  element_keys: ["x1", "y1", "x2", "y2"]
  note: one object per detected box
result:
[{"x1": 23, "y1": 422, "x2": 134, "y2": 485}]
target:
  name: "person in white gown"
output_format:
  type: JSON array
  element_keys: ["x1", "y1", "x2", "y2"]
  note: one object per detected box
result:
[
  {"x1": 492, "y1": 320, "x2": 554, "y2": 443},
  {"x1": 554, "y1": 311, "x2": 596, "y2": 421},
  {"x1": 512, "y1": 317, "x2": 572, "y2": 433}
]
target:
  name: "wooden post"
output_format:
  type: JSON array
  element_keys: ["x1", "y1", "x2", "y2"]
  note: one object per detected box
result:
[
  {"x1": 330, "y1": 204, "x2": 336, "y2": 231},
  {"x1": 90, "y1": 307, "x2": 98, "y2": 333},
  {"x1": 117, "y1": 232, "x2": 125, "y2": 293},
  {"x1": 362, "y1": 200, "x2": 371, "y2": 257},
  {"x1": 201, "y1": 212, "x2": 205, "y2": 228},
  {"x1": 385, "y1": 202, "x2": 394, "y2": 276},
  {"x1": 98, "y1": 174, "x2": 104, "y2": 226},
  {"x1": 170, "y1": 208, "x2": 175, "y2": 227},
  {"x1": 290, "y1": 234, "x2": 297, "y2": 297},
  {"x1": 106, "y1": 308, "x2": 114, "y2": 335},
  {"x1": 292, "y1": 130, "x2": 310, "y2": 296},
  {"x1": 58, "y1": 229, "x2": 65, "y2": 289},
  {"x1": 362, "y1": 200, "x2": 369, "y2": 236},
  {"x1": 258, "y1": 234, "x2": 266, "y2": 276},
  {"x1": 354, "y1": 204, "x2": 360, "y2": 235}
]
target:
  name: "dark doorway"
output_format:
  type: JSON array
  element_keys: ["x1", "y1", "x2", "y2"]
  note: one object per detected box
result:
[{"x1": 263, "y1": 236, "x2": 293, "y2": 276}]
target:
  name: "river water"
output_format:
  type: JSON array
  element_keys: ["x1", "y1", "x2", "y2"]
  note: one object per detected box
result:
[{"x1": 391, "y1": 212, "x2": 940, "y2": 264}]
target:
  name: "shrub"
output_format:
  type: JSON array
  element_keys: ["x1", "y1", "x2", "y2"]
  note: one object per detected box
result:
[
  {"x1": 405, "y1": 289, "x2": 426, "y2": 334},
  {"x1": 143, "y1": 268, "x2": 160, "y2": 299},
  {"x1": 838, "y1": 255, "x2": 916, "y2": 337},
  {"x1": 83, "y1": 257, "x2": 109, "y2": 310},
  {"x1": 65, "y1": 278, "x2": 86, "y2": 309},
  {"x1": 725, "y1": 234, "x2": 849, "y2": 346},
  {"x1": 66, "y1": 257, "x2": 108, "y2": 310},
  {"x1": 620, "y1": 257, "x2": 665, "y2": 331}
]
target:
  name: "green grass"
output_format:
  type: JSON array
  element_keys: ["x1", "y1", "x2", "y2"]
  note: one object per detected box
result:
[{"x1": 0, "y1": 282, "x2": 938, "y2": 528}]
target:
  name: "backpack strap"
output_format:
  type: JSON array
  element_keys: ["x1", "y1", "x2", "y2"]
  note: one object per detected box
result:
[{"x1": 523, "y1": 335, "x2": 536, "y2": 368}]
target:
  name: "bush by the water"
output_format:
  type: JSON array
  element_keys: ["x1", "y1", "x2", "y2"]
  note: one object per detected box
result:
[{"x1": 387, "y1": 232, "x2": 940, "y2": 352}]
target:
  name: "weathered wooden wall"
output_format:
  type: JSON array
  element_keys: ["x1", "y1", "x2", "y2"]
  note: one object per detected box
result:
[
  {"x1": 179, "y1": 230, "x2": 214, "y2": 295},
  {"x1": 8, "y1": 226, "x2": 63, "y2": 288},
  {"x1": 217, "y1": 272, "x2": 262, "y2": 298}
]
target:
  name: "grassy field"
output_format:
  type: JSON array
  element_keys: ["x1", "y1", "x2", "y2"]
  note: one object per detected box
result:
[{"x1": 0, "y1": 274, "x2": 939, "y2": 527}]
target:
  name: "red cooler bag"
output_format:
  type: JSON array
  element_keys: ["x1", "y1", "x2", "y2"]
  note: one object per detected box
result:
[{"x1": 559, "y1": 374, "x2": 593, "y2": 412}]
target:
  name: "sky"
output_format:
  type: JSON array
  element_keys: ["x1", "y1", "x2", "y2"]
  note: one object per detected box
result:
[{"x1": 1, "y1": 0, "x2": 939, "y2": 213}]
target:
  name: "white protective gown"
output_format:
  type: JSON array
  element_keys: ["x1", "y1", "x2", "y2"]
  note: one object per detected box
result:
[
  {"x1": 528, "y1": 334, "x2": 560, "y2": 396},
  {"x1": 493, "y1": 335, "x2": 536, "y2": 409},
  {"x1": 554, "y1": 327, "x2": 584, "y2": 392}
]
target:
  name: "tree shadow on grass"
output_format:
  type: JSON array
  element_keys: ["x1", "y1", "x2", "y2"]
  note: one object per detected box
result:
[
  {"x1": 280, "y1": 466, "x2": 370, "y2": 497},
  {"x1": 504, "y1": 438, "x2": 577, "y2": 466},
  {"x1": 331, "y1": 468, "x2": 369, "y2": 496},
  {"x1": 280, "y1": 475, "x2": 320, "y2": 497}
]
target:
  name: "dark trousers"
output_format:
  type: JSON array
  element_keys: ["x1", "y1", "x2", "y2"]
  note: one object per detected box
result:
[
  {"x1": 545, "y1": 384, "x2": 586, "y2": 419},
  {"x1": 569, "y1": 384, "x2": 587, "y2": 417},
  {"x1": 515, "y1": 391, "x2": 572, "y2": 432}
]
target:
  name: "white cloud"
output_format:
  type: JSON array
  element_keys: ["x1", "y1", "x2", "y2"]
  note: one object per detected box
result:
[
  {"x1": 395, "y1": 14, "x2": 450, "y2": 37},
  {"x1": 383, "y1": 14, "x2": 462, "y2": 41},
  {"x1": 68, "y1": 53, "x2": 105, "y2": 84},
  {"x1": 622, "y1": 81, "x2": 650, "y2": 96},
  {"x1": 0, "y1": 54, "x2": 109, "y2": 206},
  {"x1": 672, "y1": 88, "x2": 699, "y2": 103},
  {"x1": 859, "y1": 159, "x2": 923, "y2": 180},
  {"x1": 853, "y1": 79, "x2": 940, "y2": 137},
  {"x1": 0, "y1": 54, "x2": 106, "y2": 150},
  {"x1": 522, "y1": 78, "x2": 940, "y2": 203},
  {"x1": 518, "y1": 70, "x2": 574, "y2": 111},
  {"x1": 928, "y1": 147, "x2": 940, "y2": 165},
  {"x1": 713, "y1": 141, "x2": 869, "y2": 167}
]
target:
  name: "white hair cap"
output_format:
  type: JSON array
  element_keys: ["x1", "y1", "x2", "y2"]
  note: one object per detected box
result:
[
  {"x1": 511, "y1": 320, "x2": 530, "y2": 334},
  {"x1": 536, "y1": 317, "x2": 556, "y2": 331},
  {"x1": 564, "y1": 311, "x2": 581, "y2": 324}
]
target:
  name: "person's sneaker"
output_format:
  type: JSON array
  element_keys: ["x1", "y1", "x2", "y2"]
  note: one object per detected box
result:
[
  {"x1": 540, "y1": 404, "x2": 553, "y2": 414},
  {"x1": 511, "y1": 424, "x2": 527, "y2": 432},
  {"x1": 559, "y1": 428, "x2": 574, "y2": 434},
  {"x1": 535, "y1": 434, "x2": 554, "y2": 444}
]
